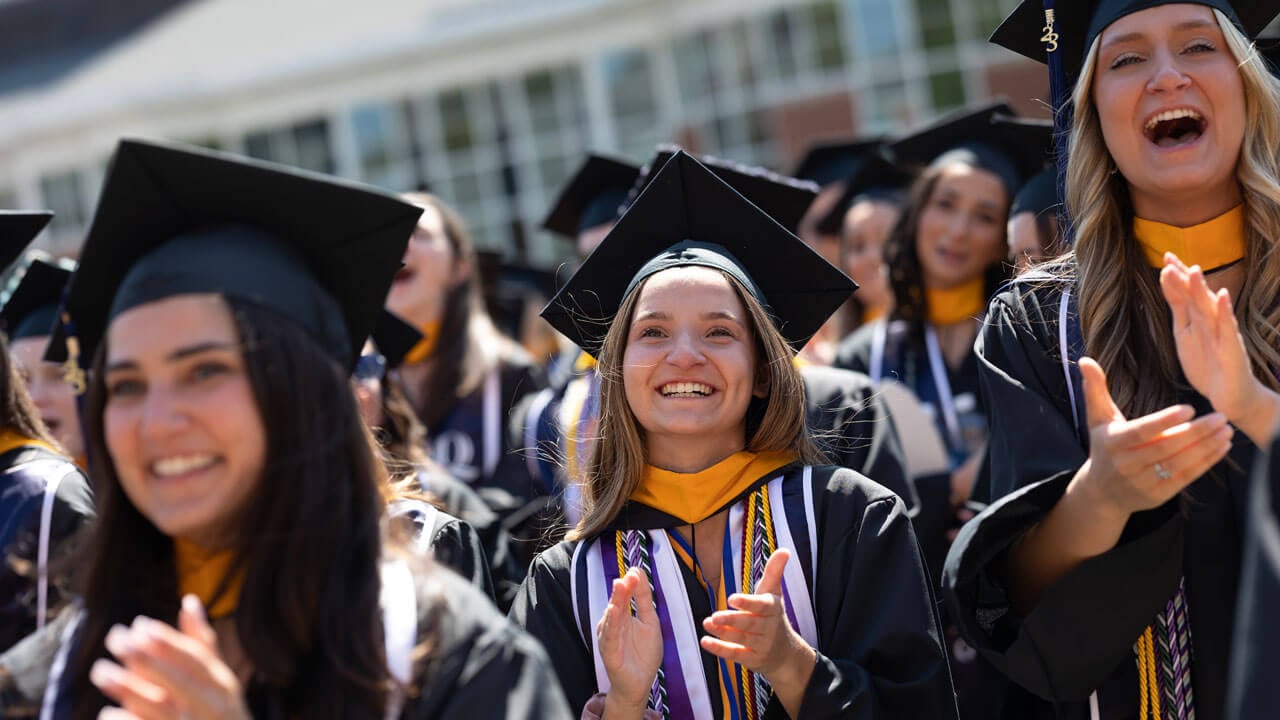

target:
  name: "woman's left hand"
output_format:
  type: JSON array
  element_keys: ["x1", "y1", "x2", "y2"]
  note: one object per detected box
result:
[
  {"x1": 90, "y1": 595, "x2": 251, "y2": 720},
  {"x1": 701, "y1": 549, "x2": 816, "y2": 718},
  {"x1": 1161, "y1": 253, "x2": 1280, "y2": 447}
]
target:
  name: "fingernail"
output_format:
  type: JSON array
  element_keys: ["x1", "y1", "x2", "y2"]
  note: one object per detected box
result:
[
  {"x1": 104, "y1": 626, "x2": 132, "y2": 657},
  {"x1": 89, "y1": 659, "x2": 120, "y2": 687},
  {"x1": 183, "y1": 594, "x2": 204, "y2": 618}
]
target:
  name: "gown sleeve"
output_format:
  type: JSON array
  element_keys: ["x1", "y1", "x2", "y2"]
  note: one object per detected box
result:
[
  {"x1": 506, "y1": 542, "x2": 598, "y2": 715},
  {"x1": 942, "y1": 288, "x2": 1187, "y2": 702},
  {"x1": 798, "y1": 468, "x2": 958, "y2": 719},
  {"x1": 406, "y1": 569, "x2": 574, "y2": 719},
  {"x1": 1228, "y1": 433, "x2": 1280, "y2": 719},
  {"x1": 429, "y1": 513, "x2": 496, "y2": 603}
]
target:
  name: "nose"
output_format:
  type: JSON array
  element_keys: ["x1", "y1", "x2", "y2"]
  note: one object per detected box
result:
[
  {"x1": 139, "y1": 385, "x2": 191, "y2": 440},
  {"x1": 665, "y1": 330, "x2": 706, "y2": 368},
  {"x1": 1147, "y1": 52, "x2": 1192, "y2": 94}
]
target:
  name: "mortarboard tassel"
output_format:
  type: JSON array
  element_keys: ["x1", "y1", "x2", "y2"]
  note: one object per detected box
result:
[
  {"x1": 58, "y1": 296, "x2": 93, "y2": 472},
  {"x1": 1041, "y1": 1, "x2": 1076, "y2": 245}
]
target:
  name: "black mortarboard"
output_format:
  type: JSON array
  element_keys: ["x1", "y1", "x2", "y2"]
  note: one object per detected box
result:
[
  {"x1": 0, "y1": 212, "x2": 53, "y2": 270},
  {"x1": 790, "y1": 139, "x2": 886, "y2": 188},
  {"x1": 371, "y1": 309, "x2": 422, "y2": 370},
  {"x1": 541, "y1": 154, "x2": 641, "y2": 238},
  {"x1": 49, "y1": 139, "x2": 422, "y2": 370},
  {"x1": 628, "y1": 146, "x2": 819, "y2": 233},
  {"x1": 1009, "y1": 167, "x2": 1062, "y2": 219},
  {"x1": 814, "y1": 150, "x2": 915, "y2": 235},
  {"x1": 890, "y1": 102, "x2": 1052, "y2": 195},
  {"x1": 542, "y1": 151, "x2": 855, "y2": 355},
  {"x1": 2, "y1": 259, "x2": 72, "y2": 341}
]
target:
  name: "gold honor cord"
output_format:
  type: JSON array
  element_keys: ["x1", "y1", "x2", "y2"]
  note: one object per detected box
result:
[{"x1": 60, "y1": 313, "x2": 87, "y2": 396}]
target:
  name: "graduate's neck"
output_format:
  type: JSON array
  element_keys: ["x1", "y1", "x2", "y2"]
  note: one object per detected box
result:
[
  {"x1": 1129, "y1": 181, "x2": 1242, "y2": 229},
  {"x1": 644, "y1": 433, "x2": 746, "y2": 474}
]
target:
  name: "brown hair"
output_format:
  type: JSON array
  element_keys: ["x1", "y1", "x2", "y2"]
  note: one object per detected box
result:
[{"x1": 568, "y1": 269, "x2": 825, "y2": 541}]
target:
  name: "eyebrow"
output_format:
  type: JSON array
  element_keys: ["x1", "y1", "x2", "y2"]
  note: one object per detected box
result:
[
  {"x1": 1102, "y1": 19, "x2": 1219, "y2": 49},
  {"x1": 105, "y1": 341, "x2": 240, "y2": 373},
  {"x1": 633, "y1": 310, "x2": 745, "y2": 323}
]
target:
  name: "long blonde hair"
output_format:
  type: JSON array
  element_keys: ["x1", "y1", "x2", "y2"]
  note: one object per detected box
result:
[
  {"x1": 568, "y1": 269, "x2": 825, "y2": 541},
  {"x1": 1066, "y1": 9, "x2": 1280, "y2": 416}
]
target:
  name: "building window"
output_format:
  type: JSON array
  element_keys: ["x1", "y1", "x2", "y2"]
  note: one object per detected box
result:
[
  {"x1": 243, "y1": 117, "x2": 335, "y2": 175},
  {"x1": 39, "y1": 171, "x2": 87, "y2": 234},
  {"x1": 352, "y1": 101, "x2": 418, "y2": 191},
  {"x1": 602, "y1": 48, "x2": 661, "y2": 160},
  {"x1": 928, "y1": 68, "x2": 967, "y2": 111},
  {"x1": 847, "y1": 0, "x2": 902, "y2": 58},
  {"x1": 915, "y1": 0, "x2": 957, "y2": 50}
]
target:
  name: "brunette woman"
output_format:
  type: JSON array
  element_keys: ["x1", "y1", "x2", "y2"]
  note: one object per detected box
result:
[
  {"x1": 945, "y1": 3, "x2": 1280, "y2": 719},
  {"x1": 510, "y1": 151, "x2": 956, "y2": 719},
  {"x1": 38, "y1": 139, "x2": 570, "y2": 719}
]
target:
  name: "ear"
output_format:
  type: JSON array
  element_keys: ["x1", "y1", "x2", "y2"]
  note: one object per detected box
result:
[
  {"x1": 752, "y1": 364, "x2": 770, "y2": 399},
  {"x1": 449, "y1": 256, "x2": 471, "y2": 287}
]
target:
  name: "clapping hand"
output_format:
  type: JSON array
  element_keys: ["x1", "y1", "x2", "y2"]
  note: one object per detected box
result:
[
  {"x1": 90, "y1": 595, "x2": 250, "y2": 720},
  {"x1": 596, "y1": 567, "x2": 663, "y2": 719}
]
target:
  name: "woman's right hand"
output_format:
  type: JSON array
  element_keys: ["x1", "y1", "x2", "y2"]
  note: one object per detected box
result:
[
  {"x1": 596, "y1": 567, "x2": 662, "y2": 716},
  {"x1": 1071, "y1": 357, "x2": 1233, "y2": 518}
]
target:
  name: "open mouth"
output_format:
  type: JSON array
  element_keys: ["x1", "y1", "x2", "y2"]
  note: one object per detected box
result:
[
  {"x1": 393, "y1": 266, "x2": 415, "y2": 283},
  {"x1": 659, "y1": 382, "x2": 713, "y2": 398},
  {"x1": 1145, "y1": 108, "x2": 1205, "y2": 149},
  {"x1": 149, "y1": 454, "x2": 219, "y2": 479}
]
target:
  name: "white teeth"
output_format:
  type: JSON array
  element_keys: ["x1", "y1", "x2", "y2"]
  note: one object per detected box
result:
[
  {"x1": 660, "y1": 382, "x2": 712, "y2": 396},
  {"x1": 151, "y1": 454, "x2": 216, "y2": 477},
  {"x1": 1145, "y1": 108, "x2": 1203, "y2": 131}
]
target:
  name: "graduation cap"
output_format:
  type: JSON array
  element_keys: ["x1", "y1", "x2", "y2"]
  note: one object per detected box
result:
[
  {"x1": 1009, "y1": 167, "x2": 1062, "y2": 219},
  {"x1": 814, "y1": 150, "x2": 915, "y2": 236},
  {"x1": 371, "y1": 309, "x2": 422, "y2": 370},
  {"x1": 542, "y1": 150, "x2": 855, "y2": 356},
  {"x1": 890, "y1": 102, "x2": 1053, "y2": 195},
  {"x1": 2, "y1": 259, "x2": 72, "y2": 341},
  {"x1": 628, "y1": 146, "x2": 819, "y2": 233},
  {"x1": 541, "y1": 153, "x2": 641, "y2": 238},
  {"x1": 49, "y1": 139, "x2": 422, "y2": 370},
  {"x1": 790, "y1": 139, "x2": 886, "y2": 188}
]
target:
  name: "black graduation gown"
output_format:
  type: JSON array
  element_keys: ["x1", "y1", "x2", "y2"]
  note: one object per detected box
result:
[
  {"x1": 396, "y1": 498, "x2": 495, "y2": 602},
  {"x1": 943, "y1": 278, "x2": 1253, "y2": 720},
  {"x1": 1227, "y1": 433, "x2": 1280, "y2": 719},
  {"x1": 796, "y1": 364, "x2": 911, "y2": 507},
  {"x1": 508, "y1": 463, "x2": 958, "y2": 719},
  {"x1": 417, "y1": 467, "x2": 522, "y2": 610},
  {"x1": 424, "y1": 351, "x2": 554, "y2": 569},
  {"x1": 41, "y1": 567, "x2": 573, "y2": 719},
  {"x1": 0, "y1": 445, "x2": 93, "y2": 653}
]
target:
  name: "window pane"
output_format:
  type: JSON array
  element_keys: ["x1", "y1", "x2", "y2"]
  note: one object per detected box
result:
[
  {"x1": 293, "y1": 119, "x2": 334, "y2": 174},
  {"x1": 672, "y1": 31, "x2": 714, "y2": 102},
  {"x1": 809, "y1": 2, "x2": 846, "y2": 71},
  {"x1": 39, "y1": 172, "x2": 86, "y2": 232},
  {"x1": 916, "y1": 0, "x2": 956, "y2": 49},
  {"x1": 928, "y1": 69, "x2": 966, "y2": 112},
  {"x1": 851, "y1": 0, "x2": 901, "y2": 57},
  {"x1": 438, "y1": 90, "x2": 474, "y2": 151},
  {"x1": 766, "y1": 10, "x2": 799, "y2": 81}
]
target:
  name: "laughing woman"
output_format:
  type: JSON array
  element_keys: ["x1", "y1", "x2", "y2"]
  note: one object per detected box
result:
[
  {"x1": 39, "y1": 140, "x2": 569, "y2": 720},
  {"x1": 945, "y1": 2, "x2": 1280, "y2": 719},
  {"x1": 509, "y1": 151, "x2": 956, "y2": 720}
]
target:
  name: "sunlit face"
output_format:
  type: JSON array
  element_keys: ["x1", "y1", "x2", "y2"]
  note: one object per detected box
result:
[
  {"x1": 11, "y1": 337, "x2": 83, "y2": 460},
  {"x1": 796, "y1": 184, "x2": 845, "y2": 268},
  {"x1": 1093, "y1": 4, "x2": 1245, "y2": 210},
  {"x1": 103, "y1": 294, "x2": 266, "y2": 548},
  {"x1": 841, "y1": 199, "x2": 900, "y2": 314},
  {"x1": 385, "y1": 203, "x2": 466, "y2": 331},
  {"x1": 1008, "y1": 212, "x2": 1048, "y2": 274},
  {"x1": 915, "y1": 164, "x2": 1009, "y2": 290},
  {"x1": 622, "y1": 267, "x2": 765, "y2": 461}
]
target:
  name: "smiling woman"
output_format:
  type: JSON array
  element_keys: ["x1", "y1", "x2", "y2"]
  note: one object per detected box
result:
[
  {"x1": 35, "y1": 139, "x2": 571, "y2": 720},
  {"x1": 944, "y1": 2, "x2": 1280, "y2": 719},
  {"x1": 510, "y1": 150, "x2": 957, "y2": 720}
]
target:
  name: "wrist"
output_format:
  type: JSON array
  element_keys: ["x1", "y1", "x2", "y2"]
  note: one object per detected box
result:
[
  {"x1": 603, "y1": 692, "x2": 649, "y2": 716},
  {"x1": 1064, "y1": 461, "x2": 1131, "y2": 537},
  {"x1": 763, "y1": 638, "x2": 817, "y2": 691},
  {"x1": 1234, "y1": 387, "x2": 1280, "y2": 448}
]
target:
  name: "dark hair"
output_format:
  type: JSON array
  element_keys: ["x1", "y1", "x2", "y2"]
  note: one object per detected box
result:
[
  {"x1": 0, "y1": 332, "x2": 60, "y2": 447},
  {"x1": 67, "y1": 297, "x2": 395, "y2": 719},
  {"x1": 884, "y1": 163, "x2": 1012, "y2": 340},
  {"x1": 397, "y1": 193, "x2": 503, "y2": 431}
]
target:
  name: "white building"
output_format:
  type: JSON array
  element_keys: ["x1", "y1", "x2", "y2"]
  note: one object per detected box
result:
[{"x1": 0, "y1": 0, "x2": 1039, "y2": 264}]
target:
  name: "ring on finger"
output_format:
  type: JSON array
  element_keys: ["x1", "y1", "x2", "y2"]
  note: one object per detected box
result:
[{"x1": 1154, "y1": 462, "x2": 1172, "y2": 481}]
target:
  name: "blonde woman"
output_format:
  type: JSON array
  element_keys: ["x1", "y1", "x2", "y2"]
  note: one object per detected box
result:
[
  {"x1": 509, "y1": 151, "x2": 956, "y2": 719},
  {"x1": 945, "y1": 2, "x2": 1280, "y2": 719}
]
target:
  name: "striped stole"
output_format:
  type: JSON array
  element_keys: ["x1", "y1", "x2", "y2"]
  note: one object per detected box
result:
[{"x1": 570, "y1": 468, "x2": 820, "y2": 720}]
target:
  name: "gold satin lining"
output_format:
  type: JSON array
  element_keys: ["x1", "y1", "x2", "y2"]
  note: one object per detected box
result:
[
  {"x1": 630, "y1": 450, "x2": 797, "y2": 525},
  {"x1": 925, "y1": 277, "x2": 986, "y2": 326},
  {"x1": 402, "y1": 320, "x2": 442, "y2": 365},
  {"x1": 1133, "y1": 205, "x2": 1245, "y2": 271},
  {"x1": 174, "y1": 538, "x2": 244, "y2": 620}
]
